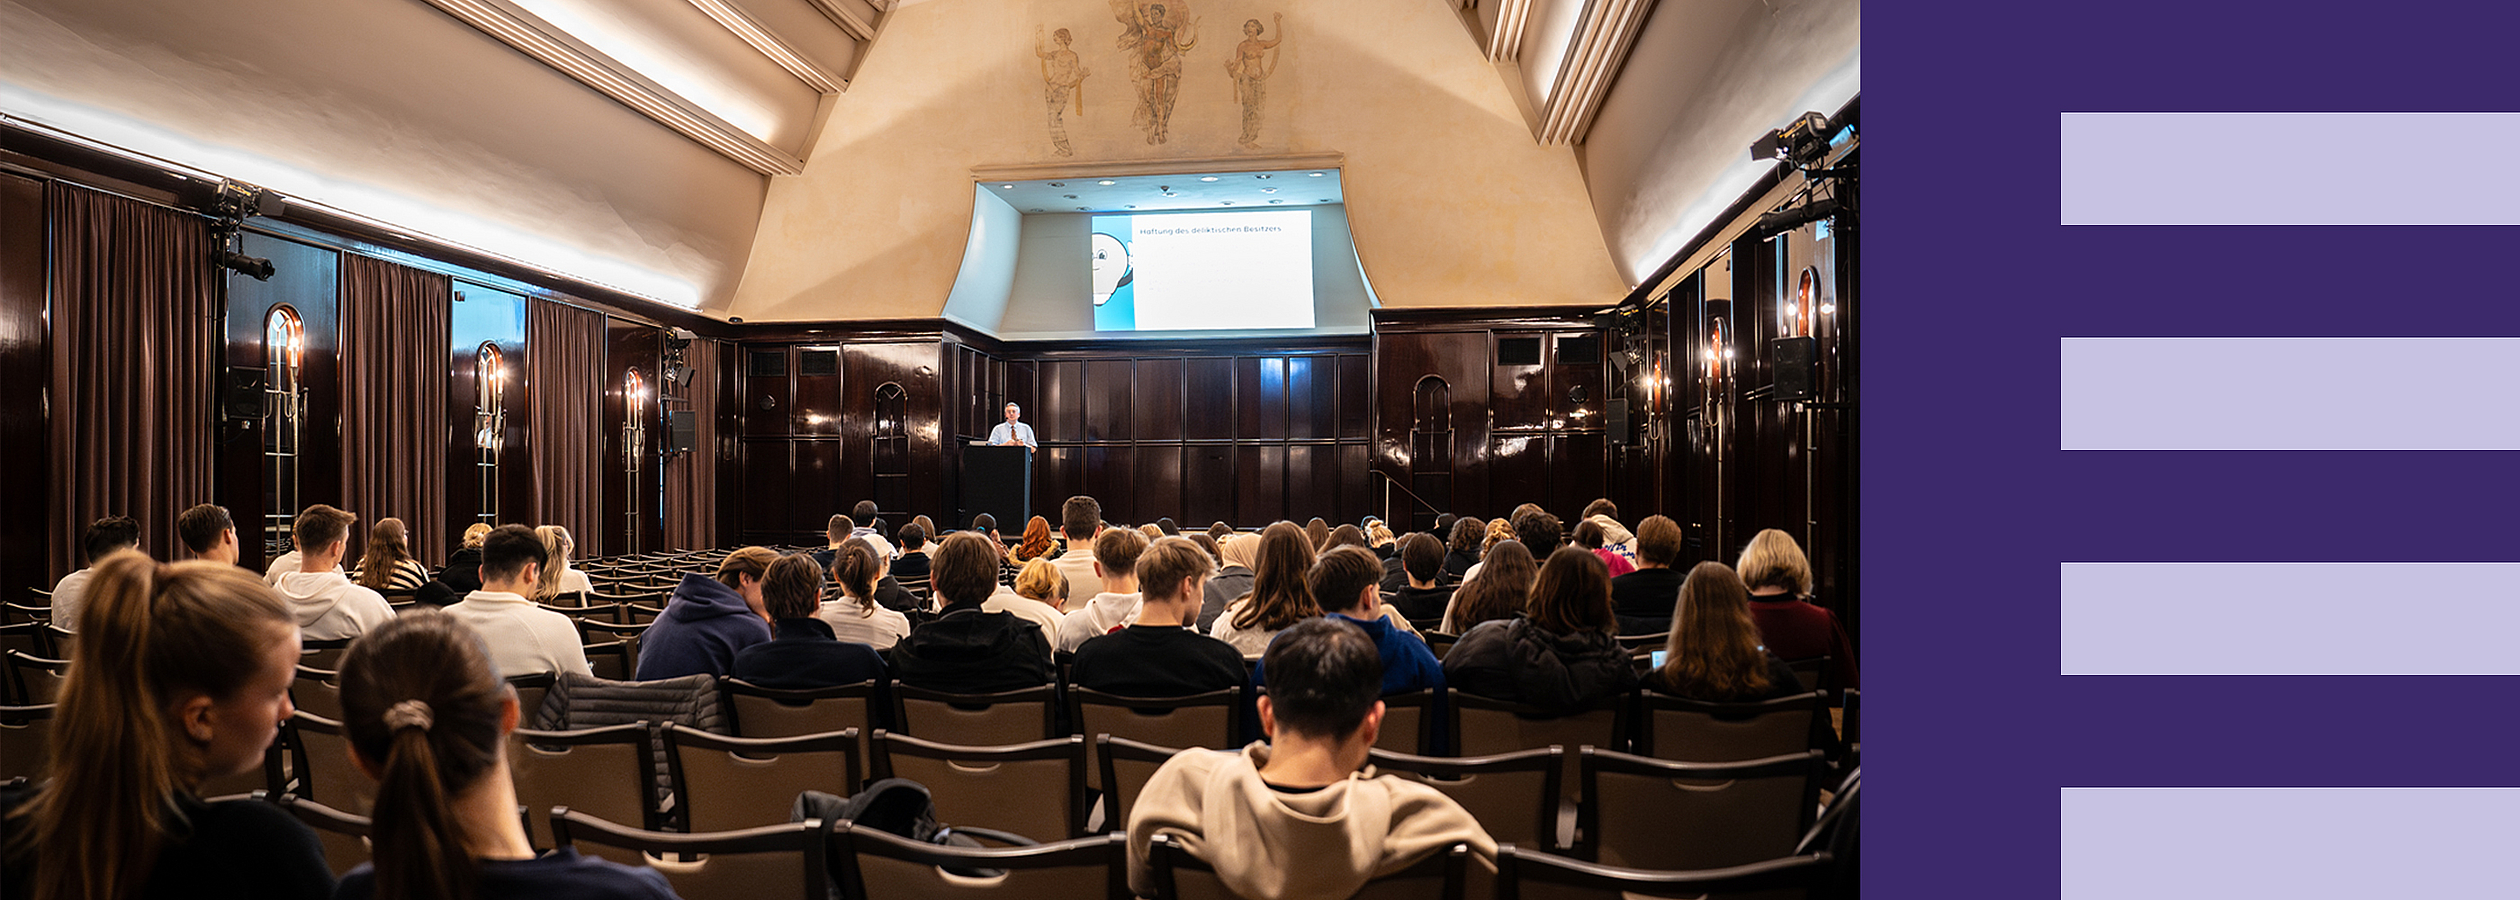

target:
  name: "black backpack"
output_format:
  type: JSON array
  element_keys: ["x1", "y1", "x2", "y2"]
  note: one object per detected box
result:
[{"x1": 792, "y1": 778, "x2": 1037, "y2": 892}]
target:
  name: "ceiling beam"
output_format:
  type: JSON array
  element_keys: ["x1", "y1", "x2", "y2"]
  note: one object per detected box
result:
[
  {"x1": 804, "y1": 0, "x2": 878, "y2": 41},
  {"x1": 1538, "y1": 0, "x2": 1655, "y2": 144},
  {"x1": 684, "y1": 0, "x2": 847, "y2": 94},
  {"x1": 416, "y1": 0, "x2": 805, "y2": 175},
  {"x1": 1488, "y1": 0, "x2": 1535, "y2": 61}
]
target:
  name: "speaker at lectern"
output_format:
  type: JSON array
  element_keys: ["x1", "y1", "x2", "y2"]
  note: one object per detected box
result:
[{"x1": 961, "y1": 444, "x2": 1031, "y2": 533}]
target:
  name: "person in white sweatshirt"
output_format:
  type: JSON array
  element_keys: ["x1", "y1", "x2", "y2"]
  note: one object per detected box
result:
[
  {"x1": 270, "y1": 504, "x2": 395, "y2": 643},
  {"x1": 1056, "y1": 527, "x2": 1149, "y2": 653},
  {"x1": 444, "y1": 524, "x2": 591, "y2": 678}
]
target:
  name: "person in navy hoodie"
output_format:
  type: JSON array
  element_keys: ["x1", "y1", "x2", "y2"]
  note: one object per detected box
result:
[
  {"x1": 635, "y1": 547, "x2": 777, "y2": 680},
  {"x1": 729, "y1": 553, "x2": 887, "y2": 689}
]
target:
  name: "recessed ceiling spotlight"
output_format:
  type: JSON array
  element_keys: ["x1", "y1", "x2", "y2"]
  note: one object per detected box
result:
[
  {"x1": 1163, "y1": 191, "x2": 1180, "y2": 197},
  {"x1": 1199, "y1": 176, "x2": 1220, "y2": 182},
  {"x1": 1048, "y1": 182, "x2": 1066, "y2": 187},
  {"x1": 1029, "y1": 208, "x2": 1044, "y2": 212},
  {"x1": 1075, "y1": 206, "x2": 1089, "y2": 211},
  {"x1": 1268, "y1": 199, "x2": 1284, "y2": 204},
  {"x1": 1308, "y1": 172, "x2": 1325, "y2": 177},
  {"x1": 1097, "y1": 180, "x2": 1117, "y2": 185},
  {"x1": 1063, "y1": 194, "x2": 1078, "y2": 199},
  {"x1": 1318, "y1": 199, "x2": 1332, "y2": 203},
  {"x1": 1125, "y1": 204, "x2": 1137, "y2": 209},
  {"x1": 1259, "y1": 187, "x2": 1277, "y2": 194},
  {"x1": 1220, "y1": 200, "x2": 1235, "y2": 205},
  {"x1": 1000, "y1": 184, "x2": 1015, "y2": 189},
  {"x1": 1254, "y1": 174, "x2": 1272, "y2": 179}
]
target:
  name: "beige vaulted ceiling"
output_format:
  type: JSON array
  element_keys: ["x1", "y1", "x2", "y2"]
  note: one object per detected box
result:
[{"x1": 0, "y1": 0, "x2": 1856, "y2": 319}]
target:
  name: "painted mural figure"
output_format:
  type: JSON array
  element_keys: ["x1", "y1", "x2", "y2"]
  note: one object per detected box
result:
[
  {"x1": 1113, "y1": 0, "x2": 1198, "y2": 144},
  {"x1": 1225, "y1": 14, "x2": 1283, "y2": 149},
  {"x1": 1035, "y1": 26, "x2": 1090, "y2": 156}
]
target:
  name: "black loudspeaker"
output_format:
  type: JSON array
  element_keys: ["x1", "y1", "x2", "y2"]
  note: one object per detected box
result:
[
  {"x1": 1772, "y1": 336, "x2": 1815, "y2": 402},
  {"x1": 665, "y1": 410, "x2": 697, "y2": 452},
  {"x1": 222, "y1": 367, "x2": 266, "y2": 419},
  {"x1": 1606, "y1": 398, "x2": 1629, "y2": 445}
]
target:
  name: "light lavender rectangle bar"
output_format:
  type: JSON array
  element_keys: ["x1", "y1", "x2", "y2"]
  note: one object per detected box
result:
[
  {"x1": 2061, "y1": 112, "x2": 2520, "y2": 224},
  {"x1": 2062, "y1": 789, "x2": 2516, "y2": 899},
  {"x1": 2061, "y1": 562, "x2": 2520, "y2": 674},
  {"x1": 2060, "y1": 337, "x2": 2520, "y2": 450}
]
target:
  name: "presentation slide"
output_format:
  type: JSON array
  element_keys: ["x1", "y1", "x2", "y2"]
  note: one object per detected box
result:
[{"x1": 1090, "y1": 210, "x2": 1313, "y2": 331}]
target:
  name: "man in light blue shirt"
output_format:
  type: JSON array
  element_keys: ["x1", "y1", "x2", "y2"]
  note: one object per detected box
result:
[{"x1": 988, "y1": 402, "x2": 1037, "y2": 450}]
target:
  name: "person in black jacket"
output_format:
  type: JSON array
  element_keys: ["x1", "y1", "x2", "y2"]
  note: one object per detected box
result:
[
  {"x1": 435, "y1": 522, "x2": 492, "y2": 597},
  {"x1": 1441, "y1": 546, "x2": 1638, "y2": 711},
  {"x1": 1385, "y1": 532, "x2": 1456, "y2": 626},
  {"x1": 1440, "y1": 516, "x2": 1482, "y2": 582},
  {"x1": 1072, "y1": 537, "x2": 1246, "y2": 698},
  {"x1": 892, "y1": 522, "x2": 933, "y2": 582},
  {"x1": 891, "y1": 531, "x2": 1053, "y2": 694},
  {"x1": 730, "y1": 553, "x2": 886, "y2": 689}
]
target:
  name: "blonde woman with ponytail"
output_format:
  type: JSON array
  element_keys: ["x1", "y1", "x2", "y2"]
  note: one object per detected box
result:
[
  {"x1": 0, "y1": 551, "x2": 332, "y2": 900},
  {"x1": 335, "y1": 610, "x2": 676, "y2": 900}
]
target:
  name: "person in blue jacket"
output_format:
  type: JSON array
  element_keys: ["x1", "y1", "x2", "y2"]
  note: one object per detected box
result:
[
  {"x1": 1252, "y1": 547, "x2": 1447, "y2": 739},
  {"x1": 635, "y1": 546, "x2": 777, "y2": 680}
]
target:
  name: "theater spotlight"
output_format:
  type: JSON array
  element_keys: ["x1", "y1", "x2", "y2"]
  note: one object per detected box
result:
[
  {"x1": 1752, "y1": 111, "x2": 1836, "y2": 168},
  {"x1": 219, "y1": 249, "x2": 276, "y2": 281}
]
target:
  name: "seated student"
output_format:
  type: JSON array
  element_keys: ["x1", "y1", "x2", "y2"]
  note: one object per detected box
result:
[
  {"x1": 444, "y1": 525, "x2": 590, "y2": 678},
  {"x1": 981, "y1": 557, "x2": 1068, "y2": 651},
  {"x1": 1384, "y1": 533, "x2": 1457, "y2": 626},
  {"x1": 437, "y1": 523, "x2": 494, "y2": 597},
  {"x1": 1571, "y1": 519, "x2": 1636, "y2": 578},
  {"x1": 1127, "y1": 617, "x2": 1496, "y2": 899},
  {"x1": 1647, "y1": 562, "x2": 1806, "y2": 702},
  {"x1": 1, "y1": 552, "x2": 334, "y2": 900},
  {"x1": 1050, "y1": 495, "x2": 1108, "y2": 608},
  {"x1": 1440, "y1": 516, "x2": 1480, "y2": 582},
  {"x1": 177, "y1": 503, "x2": 241, "y2": 565},
  {"x1": 892, "y1": 532, "x2": 1054, "y2": 694},
  {"x1": 847, "y1": 500, "x2": 897, "y2": 558},
  {"x1": 891, "y1": 522, "x2": 933, "y2": 582},
  {"x1": 1071, "y1": 537, "x2": 1245, "y2": 698},
  {"x1": 1739, "y1": 527, "x2": 1858, "y2": 690},
  {"x1": 1253, "y1": 547, "x2": 1443, "y2": 696},
  {"x1": 638, "y1": 547, "x2": 777, "y2": 680},
  {"x1": 1442, "y1": 546, "x2": 1637, "y2": 709},
  {"x1": 529, "y1": 525, "x2": 595, "y2": 601},
  {"x1": 273, "y1": 504, "x2": 397, "y2": 642},
  {"x1": 49, "y1": 514, "x2": 139, "y2": 631},
  {"x1": 1198, "y1": 533, "x2": 1258, "y2": 633},
  {"x1": 809, "y1": 513, "x2": 853, "y2": 571},
  {"x1": 1209, "y1": 523, "x2": 1318, "y2": 657},
  {"x1": 1011, "y1": 515, "x2": 1056, "y2": 563},
  {"x1": 818, "y1": 538, "x2": 913, "y2": 650},
  {"x1": 1610, "y1": 515, "x2": 1686, "y2": 629},
  {"x1": 729, "y1": 553, "x2": 886, "y2": 689},
  {"x1": 1437, "y1": 540, "x2": 1536, "y2": 635},
  {"x1": 264, "y1": 509, "x2": 345, "y2": 587},
  {"x1": 334, "y1": 611, "x2": 674, "y2": 900},
  {"x1": 350, "y1": 517, "x2": 432, "y2": 593},
  {"x1": 1056, "y1": 527, "x2": 1151, "y2": 653}
]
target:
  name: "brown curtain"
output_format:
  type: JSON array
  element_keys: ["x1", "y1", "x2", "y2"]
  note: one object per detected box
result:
[
  {"x1": 46, "y1": 184, "x2": 217, "y2": 578},
  {"x1": 527, "y1": 297, "x2": 606, "y2": 556},
  {"x1": 338, "y1": 255, "x2": 451, "y2": 562},
  {"x1": 663, "y1": 337, "x2": 722, "y2": 549}
]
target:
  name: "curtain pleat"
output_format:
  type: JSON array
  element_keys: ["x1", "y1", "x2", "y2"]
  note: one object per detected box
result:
[
  {"x1": 46, "y1": 184, "x2": 217, "y2": 578},
  {"x1": 663, "y1": 338, "x2": 722, "y2": 550},
  {"x1": 527, "y1": 298, "x2": 606, "y2": 556},
  {"x1": 338, "y1": 255, "x2": 451, "y2": 562}
]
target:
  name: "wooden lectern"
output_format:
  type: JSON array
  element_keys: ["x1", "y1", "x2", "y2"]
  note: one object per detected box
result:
[{"x1": 961, "y1": 445, "x2": 1031, "y2": 532}]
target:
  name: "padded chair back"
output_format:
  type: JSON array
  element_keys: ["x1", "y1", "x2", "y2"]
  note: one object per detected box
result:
[
  {"x1": 551, "y1": 808, "x2": 831, "y2": 900},
  {"x1": 0, "y1": 601, "x2": 47, "y2": 628},
  {"x1": 665, "y1": 724, "x2": 862, "y2": 833},
  {"x1": 890, "y1": 682, "x2": 1057, "y2": 746},
  {"x1": 1423, "y1": 632, "x2": 1459, "y2": 661},
  {"x1": 1494, "y1": 845, "x2": 1832, "y2": 900},
  {"x1": 509, "y1": 722, "x2": 655, "y2": 854},
  {"x1": 873, "y1": 731, "x2": 1085, "y2": 842},
  {"x1": 0, "y1": 703, "x2": 53, "y2": 780},
  {"x1": 1148, "y1": 833, "x2": 1467, "y2": 900},
  {"x1": 41, "y1": 625, "x2": 73, "y2": 661},
  {"x1": 288, "y1": 711, "x2": 374, "y2": 815},
  {"x1": 1634, "y1": 691, "x2": 1829, "y2": 763},
  {"x1": 1094, "y1": 735, "x2": 1184, "y2": 835},
  {"x1": 721, "y1": 678, "x2": 880, "y2": 770},
  {"x1": 300, "y1": 638, "x2": 354, "y2": 672},
  {"x1": 1370, "y1": 747, "x2": 1563, "y2": 852},
  {"x1": 1066, "y1": 687, "x2": 1238, "y2": 792},
  {"x1": 272, "y1": 792, "x2": 374, "y2": 878},
  {"x1": 1376, "y1": 688, "x2": 1439, "y2": 755},
  {"x1": 1451, "y1": 691, "x2": 1626, "y2": 803},
  {"x1": 1580, "y1": 748, "x2": 1826, "y2": 871},
  {"x1": 292, "y1": 665, "x2": 345, "y2": 721},
  {"x1": 6, "y1": 650, "x2": 68, "y2": 706},
  {"x1": 836, "y1": 823, "x2": 1127, "y2": 900},
  {"x1": 623, "y1": 604, "x2": 667, "y2": 626}
]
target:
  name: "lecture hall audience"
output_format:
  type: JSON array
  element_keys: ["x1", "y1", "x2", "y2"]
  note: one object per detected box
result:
[
  {"x1": 351, "y1": 517, "x2": 431, "y2": 593},
  {"x1": 1739, "y1": 527, "x2": 1860, "y2": 689},
  {"x1": 1209, "y1": 522, "x2": 1319, "y2": 657},
  {"x1": 1443, "y1": 545, "x2": 1638, "y2": 709},
  {"x1": 443, "y1": 524, "x2": 590, "y2": 677},
  {"x1": 1198, "y1": 532, "x2": 1259, "y2": 633},
  {"x1": 1253, "y1": 546, "x2": 1445, "y2": 697},
  {"x1": 436, "y1": 522, "x2": 493, "y2": 596},
  {"x1": 1070, "y1": 536, "x2": 1247, "y2": 698},
  {"x1": 1385, "y1": 532, "x2": 1457, "y2": 626},
  {"x1": 1056, "y1": 526, "x2": 1150, "y2": 653},
  {"x1": 1648, "y1": 561, "x2": 1808, "y2": 702},
  {"x1": 176, "y1": 503, "x2": 240, "y2": 564},
  {"x1": 981, "y1": 556, "x2": 1068, "y2": 649},
  {"x1": 891, "y1": 531, "x2": 1055, "y2": 693},
  {"x1": 636, "y1": 546, "x2": 777, "y2": 680},
  {"x1": 728, "y1": 552, "x2": 885, "y2": 689},
  {"x1": 1610, "y1": 514, "x2": 1687, "y2": 631},
  {"x1": 1439, "y1": 539, "x2": 1536, "y2": 634},
  {"x1": 817, "y1": 537, "x2": 912, "y2": 651}
]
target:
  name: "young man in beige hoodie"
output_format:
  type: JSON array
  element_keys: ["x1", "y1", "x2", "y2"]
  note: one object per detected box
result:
[
  {"x1": 270, "y1": 504, "x2": 394, "y2": 642},
  {"x1": 1126, "y1": 616, "x2": 1494, "y2": 898}
]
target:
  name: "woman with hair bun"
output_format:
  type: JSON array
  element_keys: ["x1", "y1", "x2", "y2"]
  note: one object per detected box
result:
[
  {"x1": 335, "y1": 610, "x2": 676, "y2": 899},
  {"x1": 1, "y1": 551, "x2": 333, "y2": 900}
]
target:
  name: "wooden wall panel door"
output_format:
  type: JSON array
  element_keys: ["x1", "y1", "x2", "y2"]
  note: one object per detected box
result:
[
  {"x1": 1549, "y1": 433, "x2": 1607, "y2": 518},
  {"x1": 842, "y1": 340, "x2": 942, "y2": 525},
  {"x1": 1084, "y1": 359, "x2": 1133, "y2": 443},
  {"x1": 1135, "y1": 444, "x2": 1183, "y2": 526},
  {"x1": 1239, "y1": 357, "x2": 1287, "y2": 441},
  {"x1": 1038, "y1": 359, "x2": 1081, "y2": 444},
  {"x1": 794, "y1": 348, "x2": 843, "y2": 438},
  {"x1": 1489, "y1": 333, "x2": 1549, "y2": 432},
  {"x1": 1184, "y1": 444, "x2": 1235, "y2": 526},
  {"x1": 0, "y1": 173, "x2": 48, "y2": 592},
  {"x1": 1235, "y1": 444, "x2": 1284, "y2": 525},
  {"x1": 1337, "y1": 354, "x2": 1370, "y2": 441},
  {"x1": 1486, "y1": 434, "x2": 1547, "y2": 515},
  {"x1": 1034, "y1": 446, "x2": 1082, "y2": 523},
  {"x1": 1288, "y1": 356, "x2": 1335, "y2": 440},
  {"x1": 736, "y1": 441, "x2": 792, "y2": 545},
  {"x1": 740, "y1": 347, "x2": 792, "y2": 438},
  {"x1": 1185, "y1": 357, "x2": 1236, "y2": 440},
  {"x1": 1372, "y1": 330, "x2": 1490, "y2": 526},
  {"x1": 1134, "y1": 357, "x2": 1184, "y2": 442},
  {"x1": 1084, "y1": 444, "x2": 1134, "y2": 523}
]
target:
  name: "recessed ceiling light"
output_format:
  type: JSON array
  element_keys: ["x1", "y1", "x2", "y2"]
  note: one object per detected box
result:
[
  {"x1": 1318, "y1": 199, "x2": 1332, "y2": 203},
  {"x1": 1157, "y1": 185, "x2": 1172, "y2": 192},
  {"x1": 1000, "y1": 184, "x2": 1015, "y2": 189},
  {"x1": 1268, "y1": 199, "x2": 1284, "y2": 204},
  {"x1": 1125, "y1": 204, "x2": 1137, "y2": 209},
  {"x1": 1063, "y1": 194, "x2": 1078, "y2": 199},
  {"x1": 1220, "y1": 200, "x2": 1234, "y2": 206},
  {"x1": 1199, "y1": 176, "x2": 1220, "y2": 182},
  {"x1": 1254, "y1": 174, "x2": 1272, "y2": 179},
  {"x1": 1163, "y1": 192, "x2": 1179, "y2": 197},
  {"x1": 1075, "y1": 206, "x2": 1089, "y2": 211},
  {"x1": 1259, "y1": 187, "x2": 1277, "y2": 194},
  {"x1": 1029, "y1": 208, "x2": 1044, "y2": 212},
  {"x1": 1048, "y1": 182, "x2": 1066, "y2": 187},
  {"x1": 1308, "y1": 172, "x2": 1325, "y2": 177},
  {"x1": 1097, "y1": 180, "x2": 1117, "y2": 186}
]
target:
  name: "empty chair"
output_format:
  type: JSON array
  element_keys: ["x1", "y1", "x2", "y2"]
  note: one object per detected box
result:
[
  {"x1": 0, "y1": 621, "x2": 45, "y2": 668},
  {"x1": 1633, "y1": 691, "x2": 1830, "y2": 763},
  {"x1": 1579, "y1": 748, "x2": 1827, "y2": 870},
  {"x1": 40, "y1": 624, "x2": 74, "y2": 661},
  {"x1": 873, "y1": 730, "x2": 1085, "y2": 842},
  {"x1": 890, "y1": 681, "x2": 1058, "y2": 746},
  {"x1": 1, "y1": 600, "x2": 47, "y2": 627},
  {"x1": 0, "y1": 703, "x2": 53, "y2": 780},
  {"x1": 551, "y1": 807, "x2": 832, "y2": 900},
  {"x1": 1495, "y1": 845, "x2": 1833, "y2": 900},
  {"x1": 721, "y1": 677, "x2": 882, "y2": 771},
  {"x1": 292, "y1": 665, "x2": 345, "y2": 721},
  {"x1": 622, "y1": 604, "x2": 667, "y2": 627},
  {"x1": 1148, "y1": 833, "x2": 1467, "y2": 900},
  {"x1": 835, "y1": 822, "x2": 1127, "y2": 900},
  {"x1": 579, "y1": 620, "x2": 647, "y2": 645},
  {"x1": 508, "y1": 722, "x2": 656, "y2": 853},
  {"x1": 270, "y1": 792, "x2": 374, "y2": 878},
  {"x1": 1095, "y1": 735, "x2": 1179, "y2": 835},
  {"x1": 1067, "y1": 687, "x2": 1239, "y2": 793},
  {"x1": 300, "y1": 637, "x2": 355, "y2": 672},
  {"x1": 1451, "y1": 690, "x2": 1626, "y2": 806},
  {"x1": 5, "y1": 650, "x2": 69, "y2": 706},
  {"x1": 550, "y1": 601, "x2": 627, "y2": 627},
  {"x1": 287, "y1": 711, "x2": 375, "y2": 815},
  {"x1": 1369, "y1": 747, "x2": 1563, "y2": 853},
  {"x1": 665, "y1": 724, "x2": 862, "y2": 833}
]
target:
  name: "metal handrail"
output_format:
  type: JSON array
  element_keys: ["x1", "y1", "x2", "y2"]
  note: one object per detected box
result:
[{"x1": 1368, "y1": 469, "x2": 1445, "y2": 519}]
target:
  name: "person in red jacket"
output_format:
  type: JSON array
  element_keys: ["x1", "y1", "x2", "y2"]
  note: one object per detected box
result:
[{"x1": 1737, "y1": 528, "x2": 1857, "y2": 690}]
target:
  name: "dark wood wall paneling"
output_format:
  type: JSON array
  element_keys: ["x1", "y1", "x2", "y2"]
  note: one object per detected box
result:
[
  {"x1": 1373, "y1": 310, "x2": 1613, "y2": 533},
  {"x1": 221, "y1": 232, "x2": 344, "y2": 570},
  {"x1": 601, "y1": 320, "x2": 664, "y2": 557},
  {"x1": 0, "y1": 172, "x2": 49, "y2": 593},
  {"x1": 446, "y1": 283, "x2": 530, "y2": 553},
  {"x1": 732, "y1": 337, "x2": 946, "y2": 547}
]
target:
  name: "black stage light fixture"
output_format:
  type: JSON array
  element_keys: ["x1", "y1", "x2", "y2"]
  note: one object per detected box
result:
[
  {"x1": 1752, "y1": 198, "x2": 1842, "y2": 240},
  {"x1": 219, "y1": 250, "x2": 276, "y2": 281},
  {"x1": 1753, "y1": 111, "x2": 1836, "y2": 168}
]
